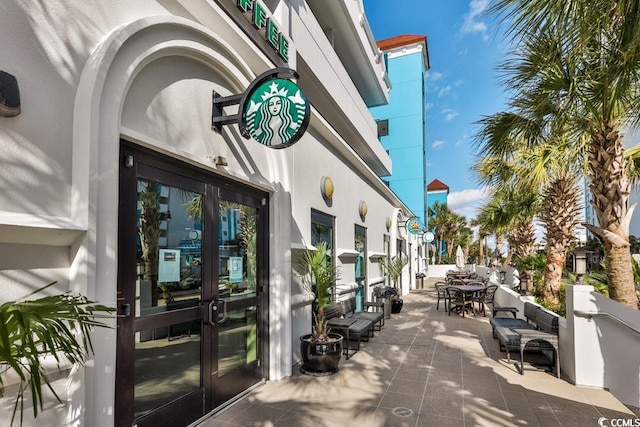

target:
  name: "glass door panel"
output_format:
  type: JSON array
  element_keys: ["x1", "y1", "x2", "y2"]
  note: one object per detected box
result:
[
  {"x1": 134, "y1": 327, "x2": 201, "y2": 418},
  {"x1": 133, "y1": 179, "x2": 204, "y2": 420},
  {"x1": 117, "y1": 146, "x2": 267, "y2": 426},
  {"x1": 218, "y1": 306, "x2": 258, "y2": 376},
  {"x1": 218, "y1": 200, "x2": 258, "y2": 300},
  {"x1": 213, "y1": 193, "x2": 263, "y2": 405},
  {"x1": 355, "y1": 225, "x2": 367, "y2": 311}
]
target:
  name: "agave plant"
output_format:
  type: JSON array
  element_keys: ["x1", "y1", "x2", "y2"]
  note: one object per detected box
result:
[{"x1": 0, "y1": 282, "x2": 114, "y2": 425}]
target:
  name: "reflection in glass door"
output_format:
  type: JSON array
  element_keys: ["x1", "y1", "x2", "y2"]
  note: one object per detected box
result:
[
  {"x1": 355, "y1": 225, "x2": 367, "y2": 311},
  {"x1": 134, "y1": 179, "x2": 204, "y2": 420},
  {"x1": 213, "y1": 193, "x2": 264, "y2": 404},
  {"x1": 217, "y1": 199, "x2": 258, "y2": 375},
  {"x1": 117, "y1": 146, "x2": 268, "y2": 427}
]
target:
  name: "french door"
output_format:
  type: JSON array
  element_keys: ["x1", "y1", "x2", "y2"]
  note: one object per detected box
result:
[{"x1": 115, "y1": 144, "x2": 268, "y2": 427}]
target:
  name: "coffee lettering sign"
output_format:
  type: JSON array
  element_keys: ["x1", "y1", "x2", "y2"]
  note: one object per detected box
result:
[{"x1": 235, "y1": 0, "x2": 290, "y2": 62}]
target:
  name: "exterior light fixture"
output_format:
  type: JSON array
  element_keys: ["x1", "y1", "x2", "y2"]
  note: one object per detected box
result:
[
  {"x1": 320, "y1": 176, "x2": 334, "y2": 200},
  {"x1": 385, "y1": 217, "x2": 392, "y2": 231},
  {"x1": 359, "y1": 200, "x2": 368, "y2": 221},
  {"x1": 572, "y1": 247, "x2": 589, "y2": 284},
  {"x1": 0, "y1": 71, "x2": 20, "y2": 117}
]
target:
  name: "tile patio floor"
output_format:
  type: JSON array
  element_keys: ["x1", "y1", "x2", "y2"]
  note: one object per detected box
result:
[{"x1": 198, "y1": 279, "x2": 639, "y2": 427}]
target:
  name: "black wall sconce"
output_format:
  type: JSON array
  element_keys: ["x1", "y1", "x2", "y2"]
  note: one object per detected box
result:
[{"x1": 0, "y1": 71, "x2": 21, "y2": 117}]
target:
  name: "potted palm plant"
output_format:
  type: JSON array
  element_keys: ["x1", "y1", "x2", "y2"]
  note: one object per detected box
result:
[
  {"x1": 378, "y1": 254, "x2": 409, "y2": 314},
  {"x1": 298, "y1": 242, "x2": 343, "y2": 375},
  {"x1": 0, "y1": 282, "x2": 114, "y2": 425}
]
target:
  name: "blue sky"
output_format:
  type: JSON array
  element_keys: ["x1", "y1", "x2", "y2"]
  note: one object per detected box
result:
[{"x1": 363, "y1": 0, "x2": 510, "y2": 221}]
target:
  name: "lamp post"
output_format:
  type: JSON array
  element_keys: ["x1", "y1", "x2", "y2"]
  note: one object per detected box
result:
[{"x1": 572, "y1": 247, "x2": 588, "y2": 285}]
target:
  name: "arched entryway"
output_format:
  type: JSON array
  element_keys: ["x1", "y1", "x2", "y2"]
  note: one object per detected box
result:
[{"x1": 72, "y1": 16, "x2": 273, "y2": 427}]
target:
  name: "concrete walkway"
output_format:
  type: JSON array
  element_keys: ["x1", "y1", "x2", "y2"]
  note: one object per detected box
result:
[{"x1": 199, "y1": 280, "x2": 639, "y2": 426}]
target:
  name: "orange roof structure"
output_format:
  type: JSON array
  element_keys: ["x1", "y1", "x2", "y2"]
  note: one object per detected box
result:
[
  {"x1": 427, "y1": 179, "x2": 449, "y2": 192},
  {"x1": 377, "y1": 34, "x2": 426, "y2": 51},
  {"x1": 377, "y1": 34, "x2": 431, "y2": 70},
  {"x1": 377, "y1": 35, "x2": 430, "y2": 70}
]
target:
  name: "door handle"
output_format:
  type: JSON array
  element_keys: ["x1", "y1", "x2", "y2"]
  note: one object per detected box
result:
[
  {"x1": 218, "y1": 299, "x2": 227, "y2": 324},
  {"x1": 207, "y1": 300, "x2": 227, "y2": 325},
  {"x1": 120, "y1": 303, "x2": 131, "y2": 317},
  {"x1": 207, "y1": 300, "x2": 217, "y2": 326}
]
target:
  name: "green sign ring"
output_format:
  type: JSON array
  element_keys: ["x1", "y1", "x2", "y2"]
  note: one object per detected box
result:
[{"x1": 239, "y1": 69, "x2": 310, "y2": 149}]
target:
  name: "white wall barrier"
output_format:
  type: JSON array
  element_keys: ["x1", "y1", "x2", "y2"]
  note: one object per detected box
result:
[
  {"x1": 566, "y1": 284, "x2": 640, "y2": 409},
  {"x1": 493, "y1": 275, "x2": 640, "y2": 409},
  {"x1": 428, "y1": 263, "x2": 640, "y2": 408}
]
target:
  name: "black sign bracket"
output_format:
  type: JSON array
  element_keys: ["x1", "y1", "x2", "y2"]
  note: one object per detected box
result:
[{"x1": 211, "y1": 67, "x2": 299, "y2": 136}]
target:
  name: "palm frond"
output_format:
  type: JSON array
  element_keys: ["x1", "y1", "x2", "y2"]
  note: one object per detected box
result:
[{"x1": 0, "y1": 283, "x2": 114, "y2": 425}]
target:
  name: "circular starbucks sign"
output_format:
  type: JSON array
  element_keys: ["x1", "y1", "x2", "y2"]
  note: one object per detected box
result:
[
  {"x1": 405, "y1": 217, "x2": 425, "y2": 235},
  {"x1": 241, "y1": 78, "x2": 310, "y2": 149}
]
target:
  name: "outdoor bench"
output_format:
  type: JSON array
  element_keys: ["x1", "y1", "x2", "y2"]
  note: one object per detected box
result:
[
  {"x1": 491, "y1": 301, "x2": 560, "y2": 377},
  {"x1": 323, "y1": 298, "x2": 377, "y2": 359},
  {"x1": 490, "y1": 302, "x2": 538, "y2": 338},
  {"x1": 343, "y1": 297, "x2": 385, "y2": 334}
]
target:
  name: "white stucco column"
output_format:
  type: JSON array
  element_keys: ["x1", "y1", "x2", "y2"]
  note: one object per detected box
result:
[{"x1": 565, "y1": 284, "x2": 604, "y2": 388}]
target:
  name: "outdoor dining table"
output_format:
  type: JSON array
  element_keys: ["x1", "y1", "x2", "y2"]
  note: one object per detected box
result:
[
  {"x1": 446, "y1": 284, "x2": 487, "y2": 316},
  {"x1": 446, "y1": 271, "x2": 474, "y2": 280},
  {"x1": 454, "y1": 283, "x2": 486, "y2": 295},
  {"x1": 459, "y1": 278, "x2": 485, "y2": 285}
]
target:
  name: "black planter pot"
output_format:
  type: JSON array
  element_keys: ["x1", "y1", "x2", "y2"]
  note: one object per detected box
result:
[
  {"x1": 391, "y1": 298, "x2": 404, "y2": 313},
  {"x1": 299, "y1": 333, "x2": 344, "y2": 376}
]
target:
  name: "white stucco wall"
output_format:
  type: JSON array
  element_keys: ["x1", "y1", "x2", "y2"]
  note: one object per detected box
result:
[
  {"x1": 0, "y1": 1, "x2": 415, "y2": 425},
  {"x1": 566, "y1": 285, "x2": 640, "y2": 409}
]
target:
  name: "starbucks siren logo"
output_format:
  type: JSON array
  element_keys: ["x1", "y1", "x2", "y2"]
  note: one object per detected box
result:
[{"x1": 244, "y1": 78, "x2": 309, "y2": 148}]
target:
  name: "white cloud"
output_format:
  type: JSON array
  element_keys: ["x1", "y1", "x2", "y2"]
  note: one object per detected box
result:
[
  {"x1": 437, "y1": 85, "x2": 451, "y2": 98},
  {"x1": 448, "y1": 187, "x2": 490, "y2": 218},
  {"x1": 455, "y1": 134, "x2": 470, "y2": 146},
  {"x1": 461, "y1": 0, "x2": 490, "y2": 40},
  {"x1": 442, "y1": 108, "x2": 459, "y2": 122},
  {"x1": 432, "y1": 140, "x2": 446, "y2": 148},
  {"x1": 454, "y1": 79, "x2": 463, "y2": 87},
  {"x1": 426, "y1": 71, "x2": 444, "y2": 81},
  {"x1": 425, "y1": 102, "x2": 434, "y2": 110}
]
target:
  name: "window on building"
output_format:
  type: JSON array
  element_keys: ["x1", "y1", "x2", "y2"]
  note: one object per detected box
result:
[
  {"x1": 376, "y1": 119, "x2": 389, "y2": 137},
  {"x1": 355, "y1": 225, "x2": 367, "y2": 310},
  {"x1": 311, "y1": 210, "x2": 334, "y2": 247},
  {"x1": 311, "y1": 209, "x2": 335, "y2": 301},
  {"x1": 383, "y1": 234, "x2": 390, "y2": 286}
]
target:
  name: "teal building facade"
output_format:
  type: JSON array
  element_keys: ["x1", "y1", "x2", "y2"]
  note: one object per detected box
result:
[{"x1": 370, "y1": 35, "x2": 430, "y2": 223}]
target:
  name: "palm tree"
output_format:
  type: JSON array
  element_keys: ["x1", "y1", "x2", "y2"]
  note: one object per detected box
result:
[
  {"x1": 489, "y1": 0, "x2": 640, "y2": 308},
  {"x1": 0, "y1": 282, "x2": 113, "y2": 425},
  {"x1": 474, "y1": 111, "x2": 584, "y2": 305},
  {"x1": 452, "y1": 221, "x2": 474, "y2": 261},
  {"x1": 299, "y1": 242, "x2": 340, "y2": 341},
  {"x1": 445, "y1": 212, "x2": 471, "y2": 258},
  {"x1": 427, "y1": 202, "x2": 453, "y2": 264},
  {"x1": 138, "y1": 180, "x2": 161, "y2": 305},
  {"x1": 473, "y1": 192, "x2": 513, "y2": 266},
  {"x1": 470, "y1": 217, "x2": 490, "y2": 266}
]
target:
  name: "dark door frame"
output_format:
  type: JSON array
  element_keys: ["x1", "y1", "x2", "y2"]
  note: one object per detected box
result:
[{"x1": 115, "y1": 141, "x2": 269, "y2": 427}]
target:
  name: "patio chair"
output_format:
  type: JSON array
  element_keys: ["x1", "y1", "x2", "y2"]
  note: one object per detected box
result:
[
  {"x1": 447, "y1": 278, "x2": 466, "y2": 286},
  {"x1": 434, "y1": 282, "x2": 449, "y2": 311},
  {"x1": 472, "y1": 284, "x2": 498, "y2": 317},
  {"x1": 446, "y1": 286, "x2": 474, "y2": 317}
]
